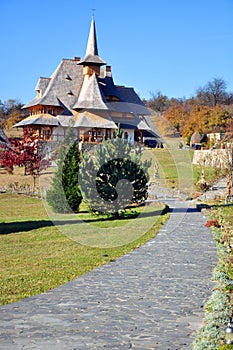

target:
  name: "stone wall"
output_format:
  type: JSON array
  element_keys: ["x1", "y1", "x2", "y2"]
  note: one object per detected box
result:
[{"x1": 192, "y1": 149, "x2": 232, "y2": 168}]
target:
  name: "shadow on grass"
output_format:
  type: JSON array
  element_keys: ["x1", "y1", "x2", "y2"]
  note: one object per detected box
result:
[
  {"x1": 196, "y1": 203, "x2": 233, "y2": 212},
  {"x1": 0, "y1": 220, "x2": 54, "y2": 234},
  {"x1": 0, "y1": 207, "x2": 169, "y2": 235}
]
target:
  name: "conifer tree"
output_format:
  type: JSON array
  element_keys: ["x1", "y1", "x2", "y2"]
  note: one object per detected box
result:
[
  {"x1": 79, "y1": 138, "x2": 151, "y2": 216},
  {"x1": 47, "y1": 129, "x2": 82, "y2": 213},
  {"x1": 61, "y1": 140, "x2": 82, "y2": 212}
]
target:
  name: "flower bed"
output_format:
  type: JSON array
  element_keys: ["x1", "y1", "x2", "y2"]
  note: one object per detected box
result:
[{"x1": 193, "y1": 207, "x2": 233, "y2": 349}]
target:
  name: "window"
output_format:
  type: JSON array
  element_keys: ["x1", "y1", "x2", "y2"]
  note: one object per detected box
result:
[
  {"x1": 67, "y1": 90, "x2": 73, "y2": 96},
  {"x1": 40, "y1": 128, "x2": 52, "y2": 140},
  {"x1": 105, "y1": 95, "x2": 120, "y2": 102},
  {"x1": 65, "y1": 74, "x2": 72, "y2": 80}
]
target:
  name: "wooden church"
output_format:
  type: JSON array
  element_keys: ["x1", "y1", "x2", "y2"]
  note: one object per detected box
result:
[{"x1": 15, "y1": 18, "x2": 160, "y2": 145}]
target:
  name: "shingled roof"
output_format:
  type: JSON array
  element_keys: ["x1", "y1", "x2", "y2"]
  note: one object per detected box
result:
[
  {"x1": 23, "y1": 59, "x2": 84, "y2": 109},
  {"x1": 0, "y1": 127, "x2": 12, "y2": 149},
  {"x1": 35, "y1": 77, "x2": 51, "y2": 96},
  {"x1": 14, "y1": 114, "x2": 61, "y2": 127},
  {"x1": 98, "y1": 75, "x2": 125, "y2": 101},
  {"x1": 73, "y1": 73, "x2": 108, "y2": 110},
  {"x1": 74, "y1": 111, "x2": 117, "y2": 129}
]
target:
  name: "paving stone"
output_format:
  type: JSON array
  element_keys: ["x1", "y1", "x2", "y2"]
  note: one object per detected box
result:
[{"x1": 0, "y1": 190, "x2": 218, "y2": 349}]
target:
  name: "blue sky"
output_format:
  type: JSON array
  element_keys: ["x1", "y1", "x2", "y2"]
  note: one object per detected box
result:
[{"x1": 0, "y1": 0, "x2": 233, "y2": 104}]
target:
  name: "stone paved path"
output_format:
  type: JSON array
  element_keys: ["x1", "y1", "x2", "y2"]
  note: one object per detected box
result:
[{"x1": 0, "y1": 198, "x2": 217, "y2": 350}]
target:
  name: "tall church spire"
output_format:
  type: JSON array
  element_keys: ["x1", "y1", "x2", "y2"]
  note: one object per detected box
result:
[
  {"x1": 77, "y1": 17, "x2": 106, "y2": 69},
  {"x1": 86, "y1": 17, "x2": 99, "y2": 57}
]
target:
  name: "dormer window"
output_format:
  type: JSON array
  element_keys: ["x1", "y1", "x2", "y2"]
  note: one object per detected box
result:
[
  {"x1": 67, "y1": 90, "x2": 74, "y2": 96},
  {"x1": 105, "y1": 95, "x2": 120, "y2": 102},
  {"x1": 65, "y1": 74, "x2": 72, "y2": 80}
]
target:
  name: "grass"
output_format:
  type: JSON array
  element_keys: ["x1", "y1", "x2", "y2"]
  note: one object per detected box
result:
[
  {"x1": 218, "y1": 205, "x2": 233, "y2": 226},
  {"x1": 145, "y1": 146, "x2": 227, "y2": 196},
  {"x1": 142, "y1": 147, "x2": 192, "y2": 192},
  {"x1": 0, "y1": 193, "x2": 169, "y2": 305},
  {"x1": 147, "y1": 148, "x2": 219, "y2": 197},
  {"x1": 0, "y1": 165, "x2": 35, "y2": 187}
]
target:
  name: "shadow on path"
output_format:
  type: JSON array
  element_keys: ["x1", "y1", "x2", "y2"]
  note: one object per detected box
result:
[{"x1": 169, "y1": 207, "x2": 199, "y2": 213}]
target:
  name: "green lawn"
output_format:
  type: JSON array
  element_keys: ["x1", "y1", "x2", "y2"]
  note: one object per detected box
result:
[
  {"x1": 220, "y1": 206, "x2": 233, "y2": 226},
  {"x1": 0, "y1": 193, "x2": 169, "y2": 305},
  {"x1": 145, "y1": 147, "x2": 227, "y2": 196}
]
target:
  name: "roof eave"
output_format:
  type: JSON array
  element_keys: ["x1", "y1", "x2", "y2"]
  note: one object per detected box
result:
[{"x1": 77, "y1": 55, "x2": 106, "y2": 66}]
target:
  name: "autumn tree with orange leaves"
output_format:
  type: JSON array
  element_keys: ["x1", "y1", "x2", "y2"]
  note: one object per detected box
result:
[
  {"x1": 181, "y1": 105, "x2": 230, "y2": 137},
  {"x1": 146, "y1": 78, "x2": 233, "y2": 140}
]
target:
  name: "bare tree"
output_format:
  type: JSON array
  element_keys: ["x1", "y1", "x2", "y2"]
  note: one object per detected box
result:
[
  {"x1": 196, "y1": 77, "x2": 228, "y2": 107},
  {"x1": 146, "y1": 91, "x2": 170, "y2": 112}
]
